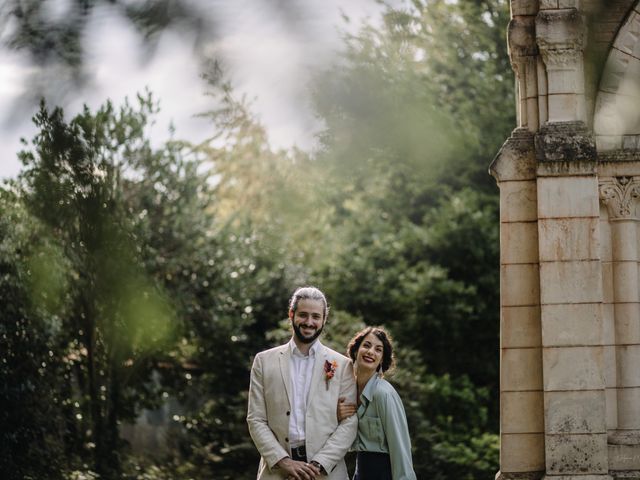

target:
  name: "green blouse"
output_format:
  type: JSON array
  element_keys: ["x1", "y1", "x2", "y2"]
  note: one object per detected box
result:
[{"x1": 353, "y1": 374, "x2": 417, "y2": 480}]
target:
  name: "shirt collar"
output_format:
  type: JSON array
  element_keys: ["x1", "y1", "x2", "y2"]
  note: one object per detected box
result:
[
  {"x1": 360, "y1": 373, "x2": 381, "y2": 403},
  {"x1": 289, "y1": 338, "x2": 321, "y2": 357}
]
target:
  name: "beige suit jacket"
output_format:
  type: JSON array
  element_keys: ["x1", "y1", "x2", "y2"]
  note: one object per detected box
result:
[{"x1": 247, "y1": 340, "x2": 358, "y2": 479}]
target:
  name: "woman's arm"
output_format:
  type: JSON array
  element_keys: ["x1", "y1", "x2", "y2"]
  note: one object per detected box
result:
[{"x1": 337, "y1": 396, "x2": 357, "y2": 422}]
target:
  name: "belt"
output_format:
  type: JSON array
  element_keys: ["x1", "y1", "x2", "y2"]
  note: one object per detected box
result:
[{"x1": 290, "y1": 443, "x2": 307, "y2": 461}]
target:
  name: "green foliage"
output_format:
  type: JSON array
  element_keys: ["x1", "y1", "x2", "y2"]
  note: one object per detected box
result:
[
  {"x1": 0, "y1": 189, "x2": 67, "y2": 479},
  {"x1": 9, "y1": 95, "x2": 183, "y2": 478},
  {"x1": 2, "y1": 0, "x2": 514, "y2": 479},
  {"x1": 1, "y1": 0, "x2": 207, "y2": 78},
  {"x1": 391, "y1": 347, "x2": 499, "y2": 479}
]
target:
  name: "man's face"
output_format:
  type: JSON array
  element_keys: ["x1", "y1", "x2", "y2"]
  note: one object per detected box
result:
[{"x1": 289, "y1": 298, "x2": 325, "y2": 344}]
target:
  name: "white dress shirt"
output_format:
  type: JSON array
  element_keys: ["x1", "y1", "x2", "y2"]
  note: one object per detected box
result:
[{"x1": 288, "y1": 339, "x2": 319, "y2": 445}]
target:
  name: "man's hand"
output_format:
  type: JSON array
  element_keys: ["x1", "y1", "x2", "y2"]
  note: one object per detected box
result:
[
  {"x1": 337, "y1": 396, "x2": 357, "y2": 422},
  {"x1": 276, "y1": 457, "x2": 320, "y2": 480}
]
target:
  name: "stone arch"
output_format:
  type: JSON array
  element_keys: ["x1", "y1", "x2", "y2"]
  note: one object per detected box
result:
[{"x1": 594, "y1": 2, "x2": 640, "y2": 151}]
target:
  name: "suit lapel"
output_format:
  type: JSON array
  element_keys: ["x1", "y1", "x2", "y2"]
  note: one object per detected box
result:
[
  {"x1": 307, "y1": 343, "x2": 328, "y2": 404},
  {"x1": 279, "y1": 346, "x2": 293, "y2": 409}
]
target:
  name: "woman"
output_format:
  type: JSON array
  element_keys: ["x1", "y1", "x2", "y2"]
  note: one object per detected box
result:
[{"x1": 338, "y1": 326, "x2": 416, "y2": 480}]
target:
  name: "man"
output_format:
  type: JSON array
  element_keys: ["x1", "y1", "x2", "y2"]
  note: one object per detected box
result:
[{"x1": 247, "y1": 286, "x2": 358, "y2": 480}]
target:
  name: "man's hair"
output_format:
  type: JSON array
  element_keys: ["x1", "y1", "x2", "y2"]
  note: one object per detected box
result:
[
  {"x1": 288, "y1": 286, "x2": 329, "y2": 320},
  {"x1": 346, "y1": 326, "x2": 396, "y2": 374}
]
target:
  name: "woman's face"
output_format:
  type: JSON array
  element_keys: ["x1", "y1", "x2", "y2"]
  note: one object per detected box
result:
[{"x1": 356, "y1": 332, "x2": 384, "y2": 372}]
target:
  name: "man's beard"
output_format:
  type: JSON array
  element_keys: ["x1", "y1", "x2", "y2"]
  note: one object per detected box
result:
[{"x1": 292, "y1": 321, "x2": 324, "y2": 344}]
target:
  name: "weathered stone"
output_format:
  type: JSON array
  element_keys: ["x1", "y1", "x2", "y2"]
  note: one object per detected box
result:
[
  {"x1": 543, "y1": 346, "x2": 605, "y2": 391},
  {"x1": 616, "y1": 388, "x2": 640, "y2": 430},
  {"x1": 535, "y1": 121, "x2": 597, "y2": 165},
  {"x1": 544, "y1": 390, "x2": 607, "y2": 434},
  {"x1": 609, "y1": 443, "x2": 640, "y2": 471},
  {"x1": 542, "y1": 476, "x2": 613, "y2": 480},
  {"x1": 612, "y1": 262, "x2": 639, "y2": 303},
  {"x1": 501, "y1": 433, "x2": 547, "y2": 472},
  {"x1": 540, "y1": 0, "x2": 559, "y2": 10},
  {"x1": 503, "y1": 305, "x2": 543, "y2": 348},
  {"x1": 503, "y1": 391, "x2": 545, "y2": 433},
  {"x1": 541, "y1": 303, "x2": 602, "y2": 347},
  {"x1": 502, "y1": 263, "x2": 541, "y2": 306},
  {"x1": 509, "y1": 16, "x2": 539, "y2": 58},
  {"x1": 616, "y1": 345, "x2": 640, "y2": 386},
  {"x1": 496, "y1": 471, "x2": 544, "y2": 480},
  {"x1": 540, "y1": 260, "x2": 603, "y2": 304},
  {"x1": 607, "y1": 387, "x2": 619, "y2": 430},
  {"x1": 491, "y1": 128, "x2": 538, "y2": 182},
  {"x1": 500, "y1": 180, "x2": 538, "y2": 222},
  {"x1": 613, "y1": 303, "x2": 640, "y2": 344},
  {"x1": 602, "y1": 262, "x2": 614, "y2": 303},
  {"x1": 599, "y1": 218, "x2": 612, "y2": 262},
  {"x1": 502, "y1": 221, "x2": 540, "y2": 264},
  {"x1": 603, "y1": 303, "x2": 615, "y2": 344},
  {"x1": 511, "y1": 1, "x2": 542, "y2": 16},
  {"x1": 604, "y1": 345, "x2": 617, "y2": 388},
  {"x1": 545, "y1": 433, "x2": 609, "y2": 474},
  {"x1": 599, "y1": 177, "x2": 640, "y2": 220},
  {"x1": 610, "y1": 428, "x2": 640, "y2": 446},
  {"x1": 538, "y1": 217, "x2": 599, "y2": 261},
  {"x1": 503, "y1": 347, "x2": 544, "y2": 391},
  {"x1": 536, "y1": 8, "x2": 586, "y2": 53},
  {"x1": 537, "y1": 175, "x2": 599, "y2": 218}
]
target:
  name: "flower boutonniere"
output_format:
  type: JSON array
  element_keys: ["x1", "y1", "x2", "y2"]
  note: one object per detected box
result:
[{"x1": 324, "y1": 360, "x2": 338, "y2": 390}]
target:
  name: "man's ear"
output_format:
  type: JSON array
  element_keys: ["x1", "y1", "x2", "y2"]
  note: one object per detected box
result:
[{"x1": 288, "y1": 309, "x2": 294, "y2": 320}]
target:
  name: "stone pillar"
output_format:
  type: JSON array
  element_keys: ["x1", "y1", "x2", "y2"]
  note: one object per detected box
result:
[
  {"x1": 536, "y1": 7, "x2": 587, "y2": 124},
  {"x1": 597, "y1": 180, "x2": 618, "y2": 443},
  {"x1": 534, "y1": 9, "x2": 609, "y2": 478},
  {"x1": 491, "y1": 129, "x2": 545, "y2": 480},
  {"x1": 509, "y1": 1, "x2": 539, "y2": 131},
  {"x1": 536, "y1": 163, "x2": 609, "y2": 480},
  {"x1": 600, "y1": 178, "x2": 640, "y2": 447}
]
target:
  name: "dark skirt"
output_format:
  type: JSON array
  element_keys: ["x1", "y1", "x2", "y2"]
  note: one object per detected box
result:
[{"x1": 354, "y1": 451, "x2": 392, "y2": 480}]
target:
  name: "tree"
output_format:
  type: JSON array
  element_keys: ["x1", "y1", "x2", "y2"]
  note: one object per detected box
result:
[
  {"x1": 0, "y1": 187, "x2": 68, "y2": 480},
  {"x1": 14, "y1": 96, "x2": 181, "y2": 479}
]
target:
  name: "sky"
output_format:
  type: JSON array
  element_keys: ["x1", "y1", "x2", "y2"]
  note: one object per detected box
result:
[{"x1": 0, "y1": 0, "x2": 386, "y2": 181}]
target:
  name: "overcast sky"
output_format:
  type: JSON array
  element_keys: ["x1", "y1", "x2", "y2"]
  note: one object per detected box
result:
[{"x1": 0, "y1": 0, "x2": 385, "y2": 181}]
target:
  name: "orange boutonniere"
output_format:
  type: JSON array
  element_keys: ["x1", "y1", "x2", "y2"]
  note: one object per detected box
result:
[{"x1": 324, "y1": 360, "x2": 338, "y2": 390}]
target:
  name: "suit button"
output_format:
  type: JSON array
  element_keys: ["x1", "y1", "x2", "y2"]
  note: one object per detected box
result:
[
  {"x1": 286, "y1": 411, "x2": 290, "y2": 416},
  {"x1": 285, "y1": 437, "x2": 289, "y2": 442}
]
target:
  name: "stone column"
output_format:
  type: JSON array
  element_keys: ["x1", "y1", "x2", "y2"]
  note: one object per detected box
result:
[
  {"x1": 599, "y1": 178, "x2": 640, "y2": 451},
  {"x1": 597, "y1": 181, "x2": 618, "y2": 442},
  {"x1": 537, "y1": 166, "x2": 609, "y2": 480},
  {"x1": 536, "y1": 7, "x2": 587, "y2": 124},
  {"x1": 509, "y1": 1, "x2": 539, "y2": 131},
  {"x1": 491, "y1": 129, "x2": 545, "y2": 480},
  {"x1": 535, "y1": 11, "x2": 608, "y2": 478}
]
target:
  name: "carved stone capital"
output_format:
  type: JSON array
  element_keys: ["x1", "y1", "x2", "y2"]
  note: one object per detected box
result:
[
  {"x1": 510, "y1": 0, "x2": 539, "y2": 17},
  {"x1": 599, "y1": 177, "x2": 640, "y2": 220},
  {"x1": 508, "y1": 16, "x2": 538, "y2": 67},
  {"x1": 537, "y1": 46, "x2": 583, "y2": 69},
  {"x1": 536, "y1": 9, "x2": 586, "y2": 69}
]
